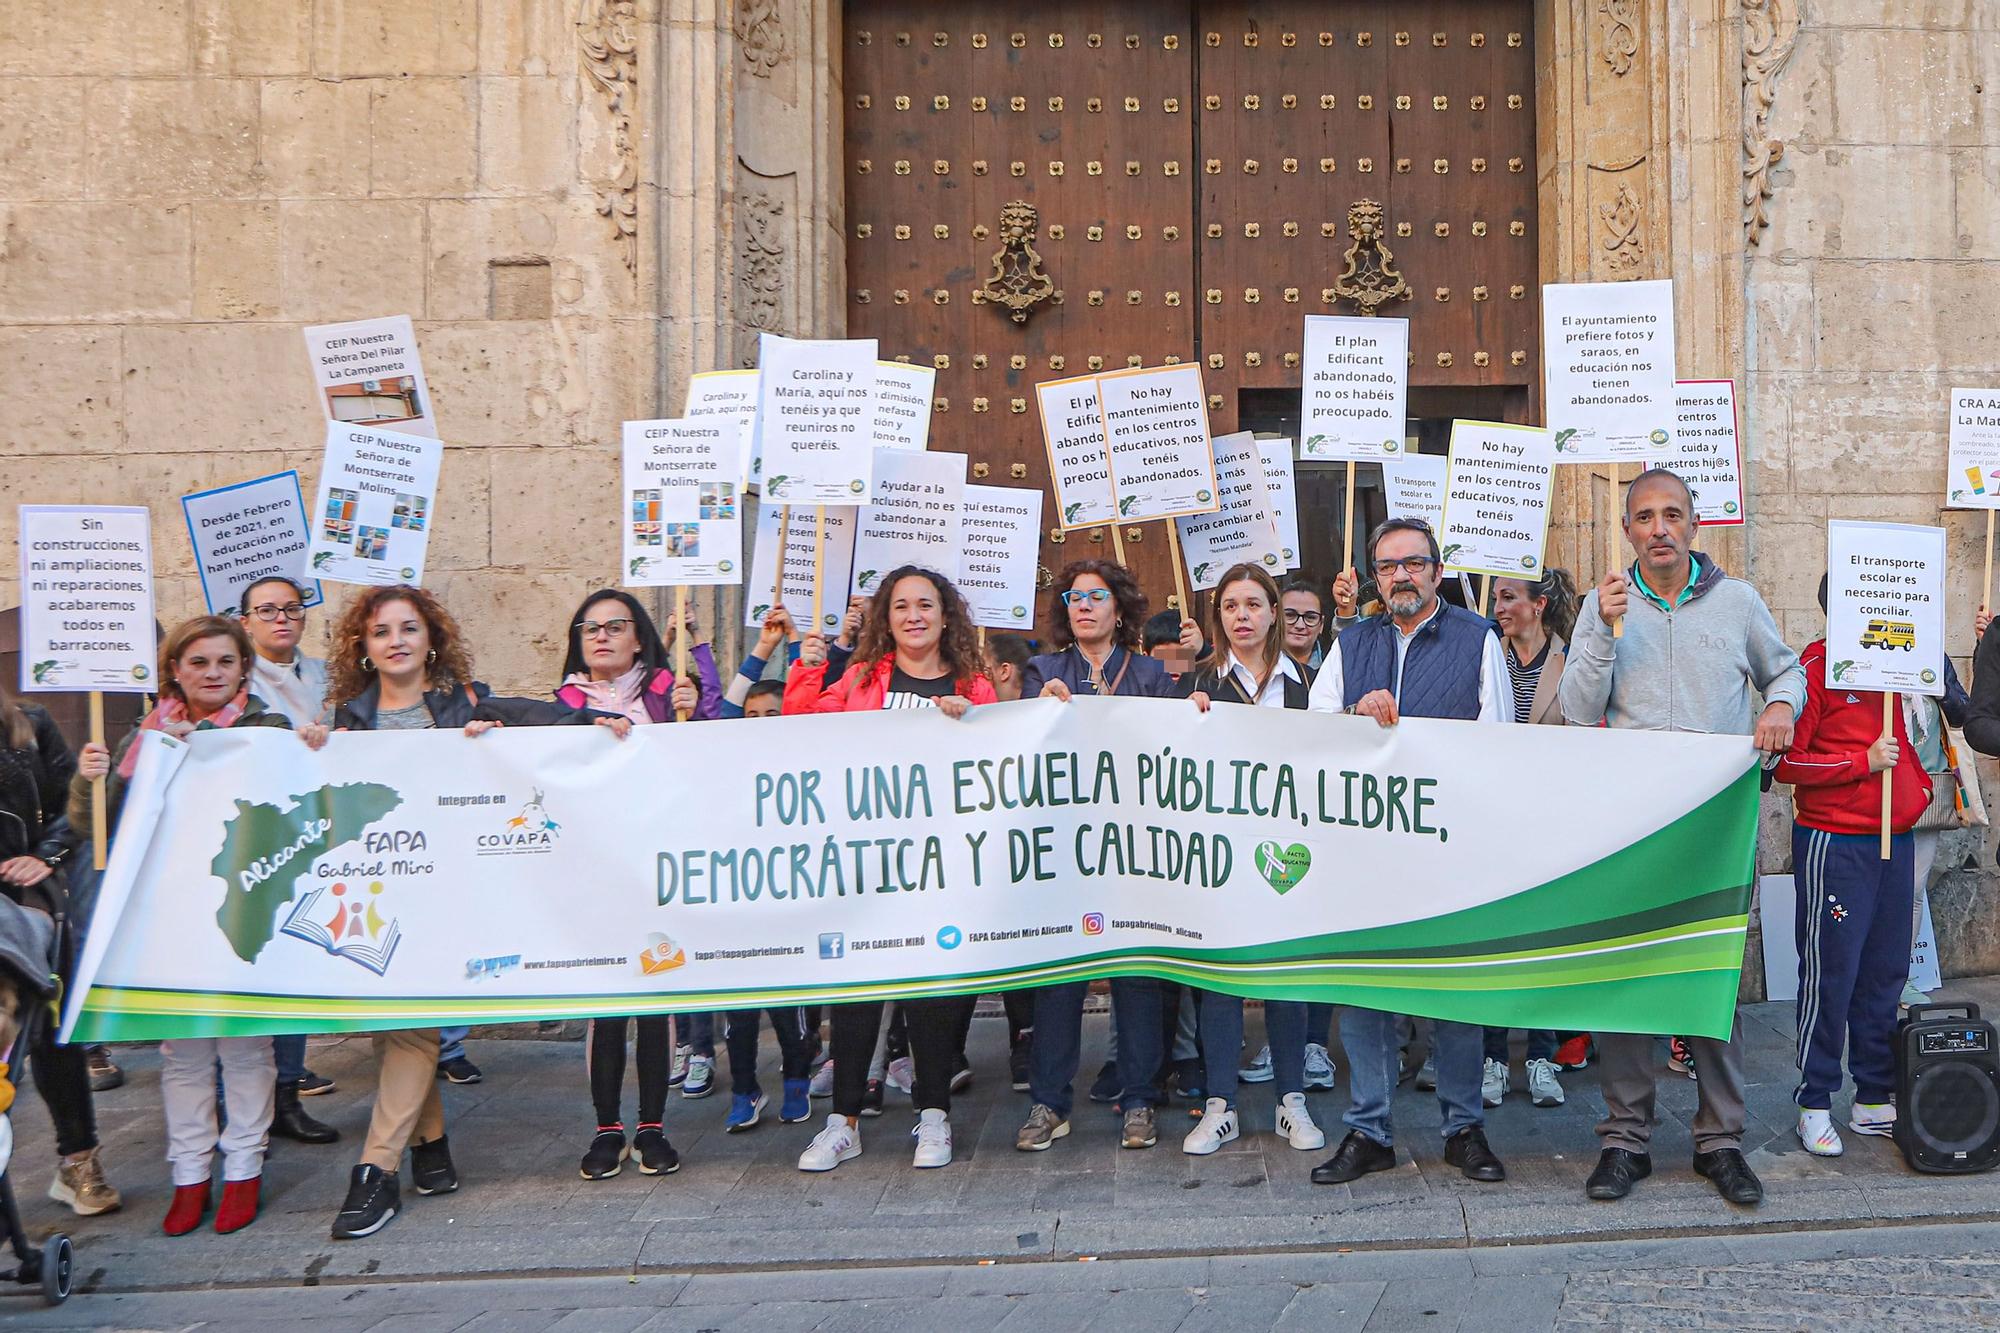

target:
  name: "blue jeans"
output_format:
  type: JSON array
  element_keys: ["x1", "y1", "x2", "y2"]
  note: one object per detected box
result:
[
  {"x1": 1305, "y1": 1003, "x2": 1336, "y2": 1048},
  {"x1": 274, "y1": 1034, "x2": 308, "y2": 1084},
  {"x1": 1482, "y1": 1028, "x2": 1558, "y2": 1064},
  {"x1": 1342, "y1": 1008, "x2": 1484, "y2": 1146},
  {"x1": 683, "y1": 1011, "x2": 716, "y2": 1058},
  {"x1": 1200, "y1": 993, "x2": 1306, "y2": 1104},
  {"x1": 438, "y1": 1027, "x2": 468, "y2": 1063},
  {"x1": 1028, "y1": 978, "x2": 1166, "y2": 1117}
]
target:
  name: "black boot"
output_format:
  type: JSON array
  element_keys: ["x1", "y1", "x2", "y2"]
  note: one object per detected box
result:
[{"x1": 272, "y1": 1080, "x2": 340, "y2": 1145}]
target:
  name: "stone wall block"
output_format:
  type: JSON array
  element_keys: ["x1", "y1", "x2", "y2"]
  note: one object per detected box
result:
[
  {"x1": 422, "y1": 569, "x2": 586, "y2": 698},
  {"x1": 0, "y1": 203, "x2": 192, "y2": 322},
  {"x1": 477, "y1": 76, "x2": 574, "y2": 195},
  {"x1": 0, "y1": 1, "x2": 190, "y2": 78},
  {"x1": 370, "y1": 78, "x2": 479, "y2": 197},
  {"x1": 1760, "y1": 146, "x2": 1958, "y2": 260},
  {"x1": 259, "y1": 78, "x2": 372, "y2": 197},
  {"x1": 424, "y1": 198, "x2": 563, "y2": 321},
  {"x1": 193, "y1": 0, "x2": 312, "y2": 75},
  {"x1": 85, "y1": 78, "x2": 261, "y2": 201},
  {"x1": 1778, "y1": 374, "x2": 1957, "y2": 498},
  {"x1": 574, "y1": 317, "x2": 656, "y2": 446},
  {"x1": 426, "y1": 446, "x2": 494, "y2": 571},
  {"x1": 0, "y1": 327, "x2": 123, "y2": 456},
  {"x1": 416, "y1": 320, "x2": 575, "y2": 447},
  {"x1": 312, "y1": 0, "x2": 479, "y2": 79},
  {"x1": 1811, "y1": 260, "x2": 2000, "y2": 376},
  {"x1": 278, "y1": 199, "x2": 427, "y2": 323},
  {"x1": 1951, "y1": 149, "x2": 2000, "y2": 257},
  {"x1": 122, "y1": 323, "x2": 325, "y2": 453},
  {"x1": 1747, "y1": 258, "x2": 1816, "y2": 373},
  {"x1": 0, "y1": 80, "x2": 88, "y2": 200},
  {"x1": 488, "y1": 444, "x2": 618, "y2": 574},
  {"x1": 1827, "y1": 29, "x2": 1982, "y2": 148},
  {"x1": 478, "y1": 0, "x2": 568, "y2": 76},
  {"x1": 193, "y1": 201, "x2": 280, "y2": 318}
]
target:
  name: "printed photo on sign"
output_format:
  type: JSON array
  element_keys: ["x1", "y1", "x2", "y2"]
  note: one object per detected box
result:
[
  {"x1": 745, "y1": 502, "x2": 858, "y2": 633},
  {"x1": 181, "y1": 471, "x2": 322, "y2": 615},
  {"x1": 17, "y1": 504, "x2": 158, "y2": 693},
  {"x1": 620, "y1": 418, "x2": 744, "y2": 587},
  {"x1": 1177, "y1": 431, "x2": 1285, "y2": 590},
  {"x1": 1256, "y1": 438, "x2": 1300, "y2": 570},
  {"x1": 753, "y1": 334, "x2": 878, "y2": 505},
  {"x1": 852, "y1": 449, "x2": 967, "y2": 592},
  {"x1": 1824, "y1": 519, "x2": 1946, "y2": 698},
  {"x1": 1382, "y1": 453, "x2": 1448, "y2": 531},
  {"x1": 1300, "y1": 316, "x2": 1410, "y2": 461},
  {"x1": 1542, "y1": 279, "x2": 1677, "y2": 463},
  {"x1": 1947, "y1": 388, "x2": 2000, "y2": 510},
  {"x1": 1096, "y1": 364, "x2": 1220, "y2": 522},
  {"x1": 961, "y1": 485, "x2": 1044, "y2": 630},
  {"x1": 302, "y1": 315, "x2": 437, "y2": 439},
  {"x1": 1669, "y1": 380, "x2": 1745, "y2": 525},
  {"x1": 1439, "y1": 420, "x2": 1556, "y2": 579},
  {"x1": 305, "y1": 422, "x2": 444, "y2": 587},
  {"x1": 1037, "y1": 373, "x2": 1117, "y2": 528}
]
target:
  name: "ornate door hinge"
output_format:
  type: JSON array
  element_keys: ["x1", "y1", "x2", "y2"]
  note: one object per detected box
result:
[{"x1": 973, "y1": 201, "x2": 1056, "y2": 325}]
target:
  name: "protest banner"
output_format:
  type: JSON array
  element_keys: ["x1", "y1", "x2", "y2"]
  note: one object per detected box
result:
[
  {"x1": 64, "y1": 698, "x2": 1761, "y2": 1044},
  {"x1": 1256, "y1": 437, "x2": 1300, "y2": 571},
  {"x1": 1947, "y1": 388, "x2": 2000, "y2": 609},
  {"x1": 620, "y1": 419, "x2": 743, "y2": 588},
  {"x1": 851, "y1": 448, "x2": 967, "y2": 594},
  {"x1": 1670, "y1": 380, "x2": 1745, "y2": 526},
  {"x1": 1439, "y1": 420, "x2": 1557, "y2": 603},
  {"x1": 685, "y1": 368, "x2": 760, "y2": 488},
  {"x1": 745, "y1": 501, "x2": 856, "y2": 634},
  {"x1": 181, "y1": 472, "x2": 321, "y2": 614},
  {"x1": 870, "y1": 361, "x2": 938, "y2": 458},
  {"x1": 1302, "y1": 316, "x2": 1410, "y2": 571},
  {"x1": 1542, "y1": 279, "x2": 1677, "y2": 463},
  {"x1": 753, "y1": 334, "x2": 877, "y2": 505},
  {"x1": 1036, "y1": 373, "x2": 1119, "y2": 551},
  {"x1": 1381, "y1": 453, "x2": 1449, "y2": 530},
  {"x1": 302, "y1": 316, "x2": 437, "y2": 438},
  {"x1": 305, "y1": 422, "x2": 444, "y2": 587},
  {"x1": 1176, "y1": 432, "x2": 1285, "y2": 590},
  {"x1": 17, "y1": 504, "x2": 157, "y2": 868},
  {"x1": 960, "y1": 485, "x2": 1045, "y2": 631}
]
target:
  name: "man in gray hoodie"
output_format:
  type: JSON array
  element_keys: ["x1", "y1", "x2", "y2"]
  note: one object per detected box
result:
[{"x1": 1559, "y1": 468, "x2": 1805, "y2": 1208}]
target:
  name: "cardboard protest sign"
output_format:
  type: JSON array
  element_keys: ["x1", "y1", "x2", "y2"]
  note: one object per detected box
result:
[
  {"x1": 961, "y1": 485, "x2": 1045, "y2": 631},
  {"x1": 1300, "y1": 316, "x2": 1410, "y2": 461},
  {"x1": 182, "y1": 472, "x2": 321, "y2": 614},
  {"x1": 1825, "y1": 520, "x2": 1946, "y2": 698},
  {"x1": 745, "y1": 502, "x2": 856, "y2": 634},
  {"x1": 305, "y1": 422, "x2": 444, "y2": 587},
  {"x1": 685, "y1": 368, "x2": 760, "y2": 488},
  {"x1": 1543, "y1": 280, "x2": 1677, "y2": 463},
  {"x1": 1947, "y1": 388, "x2": 2000, "y2": 509},
  {"x1": 1037, "y1": 374, "x2": 1117, "y2": 528},
  {"x1": 17, "y1": 505, "x2": 157, "y2": 693},
  {"x1": 1257, "y1": 437, "x2": 1300, "y2": 571},
  {"x1": 754, "y1": 335, "x2": 877, "y2": 504},
  {"x1": 1670, "y1": 380, "x2": 1745, "y2": 526},
  {"x1": 302, "y1": 316, "x2": 437, "y2": 438},
  {"x1": 620, "y1": 419, "x2": 743, "y2": 587},
  {"x1": 1381, "y1": 453, "x2": 1448, "y2": 530},
  {"x1": 1439, "y1": 421, "x2": 1556, "y2": 579},
  {"x1": 1097, "y1": 364, "x2": 1219, "y2": 521},
  {"x1": 851, "y1": 448, "x2": 967, "y2": 594},
  {"x1": 1176, "y1": 432, "x2": 1285, "y2": 590}
]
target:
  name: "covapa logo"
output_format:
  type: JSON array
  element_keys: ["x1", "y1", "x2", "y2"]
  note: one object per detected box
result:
[
  {"x1": 638, "y1": 933, "x2": 686, "y2": 975},
  {"x1": 478, "y1": 789, "x2": 559, "y2": 856}
]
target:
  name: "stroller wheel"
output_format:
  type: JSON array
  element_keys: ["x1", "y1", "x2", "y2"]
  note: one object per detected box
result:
[{"x1": 39, "y1": 1235, "x2": 71, "y2": 1305}]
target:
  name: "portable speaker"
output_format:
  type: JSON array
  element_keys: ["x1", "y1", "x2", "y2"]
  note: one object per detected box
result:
[{"x1": 1895, "y1": 1002, "x2": 2000, "y2": 1174}]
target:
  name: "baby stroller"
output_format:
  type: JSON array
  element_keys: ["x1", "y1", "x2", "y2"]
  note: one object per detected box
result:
[{"x1": 0, "y1": 885, "x2": 75, "y2": 1305}]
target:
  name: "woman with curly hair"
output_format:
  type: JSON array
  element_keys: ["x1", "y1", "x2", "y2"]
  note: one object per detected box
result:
[
  {"x1": 323, "y1": 584, "x2": 621, "y2": 1241},
  {"x1": 783, "y1": 566, "x2": 995, "y2": 1173}
]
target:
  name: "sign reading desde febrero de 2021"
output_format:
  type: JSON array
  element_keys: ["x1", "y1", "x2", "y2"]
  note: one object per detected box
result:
[
  {"x1": 1176, "y1": 431, "x2": 1286, "y2": 590},
  {"x1": 754, "y1": 334, "x2": 878, "y2": 504},
  {"x1": 851, "y1": 448, "x2": 967, "y2": 594},
  {"x1": 1669, "y1": 380, "x2": 1745, "y2": 526},
  {"x1": 181, "y1": 472, "x2": 322, "y2": 615},
  {"x1": 1825, "y1": 520, "x2": 1946, "y2": 699},
  {"x1": 744, "y1": 502, "x2": 857, "y2": 633},
  {"x1": 1382, "y1": 453, "x2": 1449, "y2": 530},
  {"x1": 1542, "y1": 279, "x2": 1677, "y2": 463},
  {"x1": 961, "y1": 484, "x2": 1045, "y2": 630},
  {"x1": 1257, "y1": 437, "x2": 1301, "y2": 570},
  {"x1": 1037, "y1": 373, "x2": 1117, "y2": 528},
  {"x1": 16, "y1": 505, "x2": 157, "y2": 693},
  {"x1": 1096, "y1": 364, "x2": 1220, "y2": 521},
  {"x1": 619, "y1": 419, "x2": 742, "y2": 588},
  {"x1": 1439, "y1": 420, "x2": 1557, "y2": 579},
  {"x1": 1947, "y1": 388, "x2": 2000, "y2": 508},
  {"x1": 1300, "y1": 315, "x2": 1410, "y2": 461},
  {"x1": 302, "y1": 315, "x2": 438, "y2": 439},
  {"x1": 305, "y1": 422, "x2": 443, "y2": 587},
  {"x1": 684, "y1": 368, "x2": 760, "y2": 488}
]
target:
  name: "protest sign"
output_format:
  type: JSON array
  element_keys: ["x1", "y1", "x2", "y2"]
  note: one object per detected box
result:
[
  {"x1": 851, "y1": 448, "x2": 967, "y2": 594},
  {"x1": 871, "y1": 361, "x2": 937, "y2": 455},
  {"x1": 1670, "y1": 380, "x2": 1745, "y2": 525},
  {"x1": 1439, "y1": 420, "x2": 1556, "y2": 580},
  {"x1": 1256, "y1": 437, "x2": 1300, "y2": 570},
  {"x1": 181, "y1": 472, "x2": 321, "y2": 614},
  {"x1": 16, "y1": 505, "x2": 156, "y2": 693},
  {"x1": 1542, "y1": 280, "x2": 1677, "y2": 463},
  {"x1": 305, "y1": 422, "x2": 444, "y2": 587},
  {"x1": 1097, "y1": 364, "x2": 1220, "y2": 522},
  {"x1": 302, "y1": 316, "x2": 437, "y2": 438},
  {"x1": 1037, "y1": 374, "x2": 1118, "y2": 529},
  {"x1": 65, "y1": 699, "x2": 1761, "y2": 1044},
  {"x1": 1300, "y1": 316, "x2": 1410, "y2": 461},
  {"x1": 754, "y1": 335, "x2": 877, "y2": 504},
  {"x1": 1382, "y1": 453, "x2": 1449, "y2": 530},
  {"x1": 685, "y1": 368, "x2": 760, "y2": 487},
  {"x1": 1825, "y1": 520, "x2": 1946, "y2": 699},
  {"x1": 745, "y1": 501, "x2": 856, "y2": 633},
  {"x1": 620, "y1": 419, "x2": 743, "y2": 587},
  {"x1": 1947, "y1": 388, "x2": 2000, "y2": 509},
  {"x1": 960, "y1": 485, "x2": 1045, "y2": 631},
  {"x1": 1176, "y1": 432, "x2": 1285, "y2": 590}
]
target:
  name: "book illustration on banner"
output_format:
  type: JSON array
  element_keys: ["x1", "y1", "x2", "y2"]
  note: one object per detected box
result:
[{"x1": 280, "y1": 880, "x2": 403, "y2": 977}]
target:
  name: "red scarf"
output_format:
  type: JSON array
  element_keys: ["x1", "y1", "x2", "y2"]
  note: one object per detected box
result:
[{"x1": 117, "y1": 688, "x2": 250, "y2": 779}]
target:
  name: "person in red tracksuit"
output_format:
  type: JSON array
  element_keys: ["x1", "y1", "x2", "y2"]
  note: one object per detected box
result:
[{"x1": 1775, "y1": 579, "x2": 1932, "y2": 1161}]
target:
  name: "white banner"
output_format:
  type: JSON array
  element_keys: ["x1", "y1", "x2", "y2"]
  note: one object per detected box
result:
[
  {"x1": 754, "y1": 334, "x2": 877, "y2": 505},
  {"x1": 620, "y1": 419, "x2": 743, "y2": 587},
  {"x1": 1439, "y1": 421, "x2": 1556, "y2": 579},
  {"x1": 16, "y1": 505, "x2": 157, "y2": 693},
  {"x1": 1257, "y1": 438, "x2": 1300, "y2": 571},
  {"x1": 181, "y1": 472, "x2": 322, "y2": 614},
  {"x1": 302, "y1": 315, "x2": 437, "y2": 438},
  {"x1": 306, "y1": 422, "x2": 443, "y2": 587},
  {"x1": 1038, "y1": 374, "x2": 1118, "y2": 528},
  {"x1": 1543, "y1": 280, "x2": 1677, "y2": 463},
  {"x1": 684, "y1": 368, "x2": 760, "y2": 488},
  {"x1": 1176, "y1": 432, "x2": 1285, "y2": 590},
  {"x1": 1382, "y1": 454, "x2": 1449, "y2": 531},
  {"x1": 961, "y1": 485, "x2": 1044, "y2": 631},
  {"x1": 1300, "y1": 316, "x2": 1410, "y2": 461},
  {"x1": 1825, "y1": 519, "x2": 1946, "y2": 698},
  {"x1": 744, "y1": 501, "x2": 856, "y2": 634},
  {"x1": 1097, "y1": 365, "x2": 1220, "y2": 521},
  {"x1": 1670, "y1": 380, "x2": 1745, "y2": 526},
  {"x1": 1947, "y1": 388, "x2": 2000, "y2": 509},
  {"x1": 851, "y1": 448, "x2": 967, "y2": 595}
]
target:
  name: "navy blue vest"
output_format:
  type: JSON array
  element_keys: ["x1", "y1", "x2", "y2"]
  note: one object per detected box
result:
[{"x1": 1338, "y1": 602, "x2": 1492, "y2": 721}]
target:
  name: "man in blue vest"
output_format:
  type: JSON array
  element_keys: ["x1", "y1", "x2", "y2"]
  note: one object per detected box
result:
[{"x1": 1304, "y1": 517, "x2": 1511, "y2": 1185}]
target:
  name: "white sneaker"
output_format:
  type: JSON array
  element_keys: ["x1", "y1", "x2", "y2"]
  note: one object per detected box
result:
[
  {"x1": 808, "y1": 1058, "x2": 835, "y2": 1099},
  {"x1": 885, "y1": 1055, "x2": 915, "y2": 1095},
  {"x1": 682, "y1": 1053, "x2": 715, "y2": 1098},
  {"x1": 1276, "y1": 1092, "x2": 1326, "y2": 1151},
  {"x1": 912, "y1": 1108, "x2": 953, "y2": 1168},
  {"x1": 1850, "y1": 1101, "x2": 1897, "y2": 1137},
  {"x1": 797, "y1": 1114, "x2": 861, "y2": 1172},
  {"x1": 670, "y1": 1042, "x2": 691, "y2": 1086},
  {"x1": 1303, "y1": 1043, "x2": 1337, "y2": 1090},
  {"x1": 1238, "y1": 1044, "x2": 1274, "y2": 1083},
  {"x1": 1526, "y1": 1057, "x2": 1565, "y2": 1107},
  {"x1": 1183, "y1": 1097, "x2": 1240, "y2": 1155},
  {"x1": 1481, "y1": 1058, "x2": 1509, "y2": 1108},
  {"x1": 1798, "y1": 1108, "x2": 1844, "y2": 1156}
]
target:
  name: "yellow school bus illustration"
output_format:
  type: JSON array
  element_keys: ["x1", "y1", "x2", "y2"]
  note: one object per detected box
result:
[{"x1": 1860, "y1": 619, "x2": 1916, "y2": 651}]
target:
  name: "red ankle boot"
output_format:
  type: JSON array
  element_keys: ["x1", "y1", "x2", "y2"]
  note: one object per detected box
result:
[
  {"x1": 214, "y1": 1176, "x2": 261, "y2": 1234},
  {"x1": 162, "y1": 1182, "x2": 210, "y2": 1236}
]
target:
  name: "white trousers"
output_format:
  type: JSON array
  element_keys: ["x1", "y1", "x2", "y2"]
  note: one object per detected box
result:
[{"x1": 160, "y1": 1037, "x2": 276, "y2": 1186}]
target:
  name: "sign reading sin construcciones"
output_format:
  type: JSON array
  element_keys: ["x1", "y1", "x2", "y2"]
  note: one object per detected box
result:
[{"x1": 17, "y1": 505, "x2": 157, "y2": 693}]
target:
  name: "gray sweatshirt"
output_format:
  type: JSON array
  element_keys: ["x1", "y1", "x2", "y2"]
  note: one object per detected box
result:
[{"x1": 1559, "y1": 553, "x2": 1806, "y2": 736}]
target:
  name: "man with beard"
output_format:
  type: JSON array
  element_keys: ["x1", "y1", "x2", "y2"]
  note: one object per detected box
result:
[
  {"x1": 1559, "y1": 467, "x2": 1803, "y2": 1207},
  {"x1": 1304, "y1": 517, "x2": 1511, "y2": 1187}
]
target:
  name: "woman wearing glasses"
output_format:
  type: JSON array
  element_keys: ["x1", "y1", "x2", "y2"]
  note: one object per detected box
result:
[
  {"x1": 1012, "y1": 560, "x2": 1190, "y2": 1155},
  {"x1": 1278, "y1": 576, "x2": 1331, "y2": 672}
]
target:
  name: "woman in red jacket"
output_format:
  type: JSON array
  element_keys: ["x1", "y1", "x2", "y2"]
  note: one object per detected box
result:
[{"x1": 784, "y1": 565, "x2": 995, "y2": 1173}]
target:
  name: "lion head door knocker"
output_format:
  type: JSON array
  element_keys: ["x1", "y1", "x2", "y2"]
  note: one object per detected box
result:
[
  {"x1": 973, "y1": 200, "x2": 1056, "y2": 324},
  {"x1": 1331, "y1": 199, "x2": 1413, "y2": 315}
]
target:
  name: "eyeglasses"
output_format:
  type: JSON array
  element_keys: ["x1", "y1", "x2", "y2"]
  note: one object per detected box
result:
[
  {"x1": 1060, "y1": 588, "x2": 1113, "y2": 607},
  {"x1": 1281, "y1": 609, "x2": 1324, "y2": 627},
  {"x1": 574, "y1": 618, "x2": 635, "y2": 638},
  {"x1": 1371, "y1": 556, "x2": 1438, "y2": 578},
  {"x1": 248, "y1": 603, "x2": 306, "y2": 622}
]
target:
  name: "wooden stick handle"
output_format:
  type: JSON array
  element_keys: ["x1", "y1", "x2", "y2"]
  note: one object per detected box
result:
[
  {"x1": 1608, "y1": 465, "x2": 1626, "y2": 639},
  {"x1": 1881, "y1": 691, "x2": 1895, "y2": 861},
  {"x1": 89, "y1": 691, "x2": 106, "y2": 871},
  {"x1": 1480, "y1": 574, "x2": 1492, "y2": 617},
  {"x1": 1985, "y1": 509, "x2": 1994, "y2": 622},
  {"x1": 673, "y1": 585, "x2": 691, "y2": 722},
  {"x1": 811, "y1": 506, "x2": 827, "y2": 632},
  {"x1": 774, "y1": 504, "x2": 792, "y2": 612},
  {"x1": 1166, "y1": 521, "x2": 1192, "y2": 629},
  {"x1": 1342, "y1": 460, "x2": 1357, "y2": 575},
  {"x1": 1109, "y1": 522, "x2": 1126, "y2": 564}
]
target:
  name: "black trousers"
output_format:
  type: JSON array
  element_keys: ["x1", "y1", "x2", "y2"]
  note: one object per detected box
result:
[
  {"x1": 24, "y1": 924, "x2": 96, "y2": 1158},
  {"x1": 723, "y1": 1007, "x2": 813, "y2": 1095},
  {"x1": 952, "y1": 989, "x2": 1038, "y2": 1054},
  {"x1": 587, "y1": 1015, "x2": 670, "y2": 1127},
  {"x1": 830, "y1": 995, "x2": 976, "y2": 1117}
]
